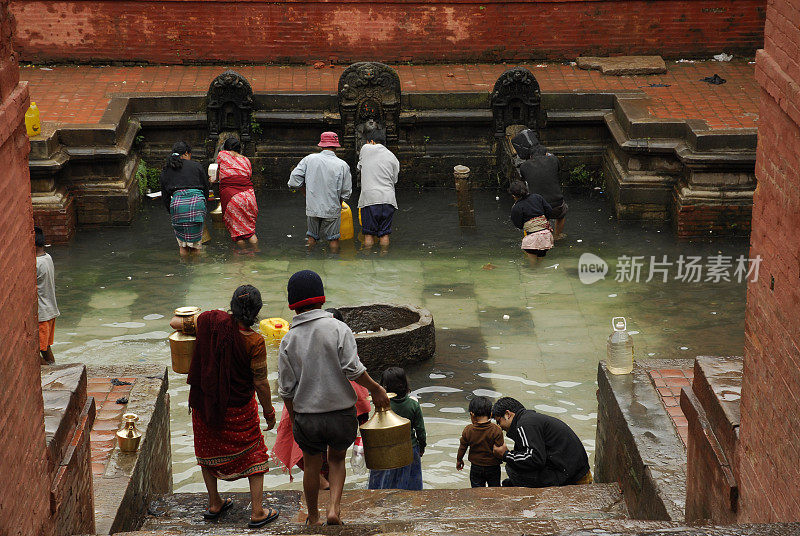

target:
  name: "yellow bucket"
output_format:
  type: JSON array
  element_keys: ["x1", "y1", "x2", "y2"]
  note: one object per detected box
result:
[
  {"x1": 260, "y1": 317, "x2": 290, "y2": 343},
  {"x1": 340, "y1": 202, "x2": 354, "y2": 241}
]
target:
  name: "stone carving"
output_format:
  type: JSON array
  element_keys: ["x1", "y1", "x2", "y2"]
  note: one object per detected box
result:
[
  {"x1": 491, "y1": 67, "x2": 541, "y2": 139},
  {"x1": 338, "y1": 62, "x2": 401, "y2": 152},
  {"x1": 207, "y1": 70, "x2": 254, "y2": 151}
]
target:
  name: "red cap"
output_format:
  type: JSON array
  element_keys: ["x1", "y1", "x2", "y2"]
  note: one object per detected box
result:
[{"x1": 318, "y1": 131, "x2": 341, "y2": 148}]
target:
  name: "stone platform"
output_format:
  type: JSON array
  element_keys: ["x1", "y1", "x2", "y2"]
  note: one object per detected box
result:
[
  {"x1": 140, "y1": 485, "x2": 628, "y2": 534},
  {"x1": 86, "y1": 365, "x2": 172, "y2": 534},
  {"x1": 21, "y1": 61, "x2": 758, "y2": 242}
]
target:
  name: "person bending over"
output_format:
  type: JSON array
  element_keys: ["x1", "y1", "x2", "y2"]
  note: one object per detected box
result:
[
  {"x1": 356, "y1": 124, "x2": 399, "y2": 250},
  {"x1": 491, "y1": 397, "x2": 591, "y2": 488},
  {"x1": 511, "y1": 129, "x2": 568, "y2": 239}
]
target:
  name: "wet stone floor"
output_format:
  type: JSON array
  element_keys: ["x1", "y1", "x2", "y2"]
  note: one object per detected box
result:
[{"x1": 48, "y1": 190, "x2": 748, "y2": 492}]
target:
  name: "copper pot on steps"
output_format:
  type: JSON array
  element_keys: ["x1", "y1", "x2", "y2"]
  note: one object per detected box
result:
[{"x1": 116, "y1": 413, "x2": 143, "y2": 452}]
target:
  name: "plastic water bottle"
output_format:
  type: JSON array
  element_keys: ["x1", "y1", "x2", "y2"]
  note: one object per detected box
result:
[
  {"x1": 350, "y1": 436, "x2": 366, "y2": 474},
  {"x1": 607, "y1": 317, "x2": 634, "y2": 374},
  {"x1": 25, "y1": 102, "x2": 41, "y2": 137}
]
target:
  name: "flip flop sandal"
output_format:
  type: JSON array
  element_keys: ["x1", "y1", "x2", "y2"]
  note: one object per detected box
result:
[
  {"x1": 203, "y1": 498, "x2": 234, "y2": 520},
  {"x1": 248, "y1": 507, "x2": 280, "y2": 528}
]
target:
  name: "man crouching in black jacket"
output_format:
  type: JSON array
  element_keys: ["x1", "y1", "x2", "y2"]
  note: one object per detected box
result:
[{"x1": 491, "y1": 397, "x2": 592, "y2": 487}]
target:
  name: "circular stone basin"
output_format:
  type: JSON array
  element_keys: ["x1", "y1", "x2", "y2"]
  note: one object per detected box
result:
[{"x1": 338, "y1": 303, "x2": 435, "y2": 373}]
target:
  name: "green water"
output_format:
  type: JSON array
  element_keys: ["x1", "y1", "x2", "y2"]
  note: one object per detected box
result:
[{"x1": 48, "y1": 190, "x2": 747, "y2": 491}]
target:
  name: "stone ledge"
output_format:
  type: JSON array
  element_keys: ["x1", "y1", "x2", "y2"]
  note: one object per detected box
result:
[
  {"x1": 595, "y1": 360, "x2": 688, "y2": 521},
  {"x1": 87, "y1": 364, "x2": 172, "y2": 535},
  {"x1": 577, "y1": 56, "x2": 667, "y2": 76}
]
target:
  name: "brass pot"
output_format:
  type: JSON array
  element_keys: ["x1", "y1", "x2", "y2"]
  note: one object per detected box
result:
[
  {"x1": 169, "y1": 330, "x2": 195, "y2": 374},
  {"x1": 117, "y1": 413, "x2": 142, "y2": 452},
  {"x1": 170, "y1": 306, "x2": 200, "y2": 374},
  {"x1": 359, "y1": 397, "x2": 413, "y2": 470},
  {"x1": 210, "y1": 202, "x2": 223, "y2": 223}
]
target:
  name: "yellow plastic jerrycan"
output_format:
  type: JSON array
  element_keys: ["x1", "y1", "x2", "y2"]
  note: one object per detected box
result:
[
  {"x1": 260, "y1": 317, "x2": 289, "y2": 343},
  {"x1": 25, "y1": 102, "x2": 41, "y2": 137},
  {"x1": 340, "y1": 201, "x2": 354, "y2": 240}
]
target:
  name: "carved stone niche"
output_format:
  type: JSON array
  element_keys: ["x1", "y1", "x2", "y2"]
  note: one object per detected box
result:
[
  {"x1": 338, "y1": 62, "x2": 401, "y2": 154},
  {"x1": 491, "y1": 67, "x2": 541, "y2": 139},
  {"x1": 207, "y1": 70, "x2": 254, "y2": 156}
]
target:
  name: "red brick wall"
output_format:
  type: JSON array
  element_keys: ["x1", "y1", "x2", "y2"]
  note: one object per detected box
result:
[
  {"x1": 10, "y1": 0, "x2": 765, "y2": 64},
  {"x1": 737, "y1": 0, "x2": 800, "y2": 522},
  {"x1": 0, "y1": 1, "x2": 52, "y2": 535}
]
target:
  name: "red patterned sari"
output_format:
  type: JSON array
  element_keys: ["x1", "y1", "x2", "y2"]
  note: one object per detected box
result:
[
  {"x1": 217, "y1": 150, "x2": 258, "y2": 241},
  {"x1": 189, "y1": 312, "x2": 270, "y2": 480}
]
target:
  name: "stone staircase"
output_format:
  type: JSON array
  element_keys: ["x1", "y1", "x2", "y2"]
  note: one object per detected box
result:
[{"x1": 118, "y1": 484, "x2": 800, "y2": 535}]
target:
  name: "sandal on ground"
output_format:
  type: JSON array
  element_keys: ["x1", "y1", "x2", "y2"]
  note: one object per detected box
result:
[
  {"x1": 203, "y1": 498, "x2": 234, "y2": 520},
  {"x1": 248, "y1": 507, "x2": 280, "y2": 528}
]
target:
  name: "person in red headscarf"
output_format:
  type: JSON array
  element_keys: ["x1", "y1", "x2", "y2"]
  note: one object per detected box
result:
[
  {"x1": 169, "y1": 285, "x2": 278, "y2": 528},
  {"x1": 213, "y1": 137, "x2": 259, "y2": 247}
]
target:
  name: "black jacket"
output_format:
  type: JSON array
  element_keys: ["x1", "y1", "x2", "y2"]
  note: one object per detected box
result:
[
  {"x1": 510, "y1": 194, "x2": 555, "y2": 229},
  {"x1": 160, "y1": 160, "x2": 210, "y2": 210},
  {"x1": 502, "y1": 408, "x2": 590, "y2": 487},
  {"x1": 519, "y1": 153, "x2": 563, "y2": 207}
]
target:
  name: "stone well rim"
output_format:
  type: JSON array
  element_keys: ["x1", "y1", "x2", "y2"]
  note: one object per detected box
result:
[{"x1": 339, "y1": 302, "x2": 434, "y2": 339}]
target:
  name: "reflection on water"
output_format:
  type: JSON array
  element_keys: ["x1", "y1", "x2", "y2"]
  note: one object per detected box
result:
[{"x1": 48, "y1": 190, "x2": 747, "y2": 491}]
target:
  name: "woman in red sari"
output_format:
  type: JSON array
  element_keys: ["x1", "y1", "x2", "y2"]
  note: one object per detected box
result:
[
  {"x1": 214, "y1": 138, "x2": 259, "y2": 247},
  {"x1": 169, "y1": 285, "x2": 279, "y2": 528}
]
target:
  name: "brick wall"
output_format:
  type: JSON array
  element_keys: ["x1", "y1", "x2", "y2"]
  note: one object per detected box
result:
[
  {"x1": 737, "y1": 0, "x2": 800, "y2": 522},
  {"x1": 10, "y1": 0, "x2": 765, "y2": 64},
  {"x1": 0, "y1": 1, "x2": 52, "y2": 534}
]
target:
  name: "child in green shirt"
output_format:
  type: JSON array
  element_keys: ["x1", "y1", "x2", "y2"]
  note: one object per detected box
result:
[{"x1": 368, "y1": 367, "x2": 426, "y2": 490}]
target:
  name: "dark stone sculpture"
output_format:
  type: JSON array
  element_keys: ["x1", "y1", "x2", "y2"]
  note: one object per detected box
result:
[
  {"x1": 491, "y1": 67, "x2": 541, "y2": 139},
  {"x1": 206, "y1": 70, "x2": 254, "y2": 156},
  {"x1": 338, "y1": 62, "x2": 401, "y2": 154}
]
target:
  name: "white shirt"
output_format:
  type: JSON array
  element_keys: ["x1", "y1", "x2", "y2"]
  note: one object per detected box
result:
[
  {"x1": 357, "y1": 143, "x2": 399, "y2": 209},
  {"x1": 36, "y1": 253, "x2": 60, "y2": 322}
]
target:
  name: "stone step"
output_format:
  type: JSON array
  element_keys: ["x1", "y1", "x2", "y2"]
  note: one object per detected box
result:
[{"x1": 141, "y1": 484, "x2": 627, "y2": 534}]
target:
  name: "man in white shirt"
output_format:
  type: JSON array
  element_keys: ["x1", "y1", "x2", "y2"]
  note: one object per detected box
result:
[
  {"x1": 288, "y1": 132, "x2": 352, "y2": 253},
  {"x1": 357, "y1": 126, "x2": 399, "y2": 249}
]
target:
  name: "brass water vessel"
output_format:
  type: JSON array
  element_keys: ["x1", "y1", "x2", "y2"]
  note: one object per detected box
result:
[
  {"x1": 116, "y1": 413, "x2": 143, "y2": 452},
  {"x1": 359, "y1": 394, "x2": 413, "y2": 470},
  {"x1": 169, "y1": 306, "x2": 200, "y2": 374}
]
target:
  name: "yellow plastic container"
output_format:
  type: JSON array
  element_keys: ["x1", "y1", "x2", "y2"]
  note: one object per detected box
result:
[
  {"x1": 260, "y1": 317, "x2": 290, "y2": 343},
  {"x1": 340, "y1": 202, "x2": 354, "y2": 240},
  {"x1": 25, "y1": 102, "x2": 41, "y2": 137}
]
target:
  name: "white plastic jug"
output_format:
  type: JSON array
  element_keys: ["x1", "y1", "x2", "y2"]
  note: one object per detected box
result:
[{"x1": 606, "y1": 317, "x2": 634, "y2": 374}]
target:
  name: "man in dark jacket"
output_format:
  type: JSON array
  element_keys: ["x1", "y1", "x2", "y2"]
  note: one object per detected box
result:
[
  {"x1": 491, "y1": 397, "x2": 591, "y2": 487},
  {"x1": 511, "y1": 129, "x2": 567, "y2": 239}
]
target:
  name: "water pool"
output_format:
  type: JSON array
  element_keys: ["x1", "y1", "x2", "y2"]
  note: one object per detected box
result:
[{"x1": 48, "y1": 189, "x2": 747, "y2": 491}]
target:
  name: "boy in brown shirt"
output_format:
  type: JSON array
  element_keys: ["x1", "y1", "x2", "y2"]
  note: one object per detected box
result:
[{"x1": 456, "y1": 396, "x2": 505, "y2": 487}]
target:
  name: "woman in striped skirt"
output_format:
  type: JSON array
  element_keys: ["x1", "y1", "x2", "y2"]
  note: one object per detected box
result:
[
  {"x1": 215, "y1": 138, "x2": 259, "y2": 247},
  {"x1": 160, "y1": 141, "x2": 210, "y2": 257}
]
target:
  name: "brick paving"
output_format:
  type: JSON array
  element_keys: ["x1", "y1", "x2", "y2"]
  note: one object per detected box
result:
[
  {"x1": 649, "y1": 368, "x2": 694, "y2": 446},
  {"x1": 20, "y1": 61, "x2": 758, "y2": 130},
  {"x1": 86, "y1": 376, "x2": 135, "y2": 476}
]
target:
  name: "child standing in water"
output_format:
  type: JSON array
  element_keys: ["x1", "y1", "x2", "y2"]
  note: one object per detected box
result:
[
  {"x1": 368, "y1": 367, "x2": 426, "y2": 490},
  {"x1": 456, "y1": 396, "x2": 505, "y2": 487},
  {"x1": 509, "y1": 179, "x2": 556, "y2": 265}
]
